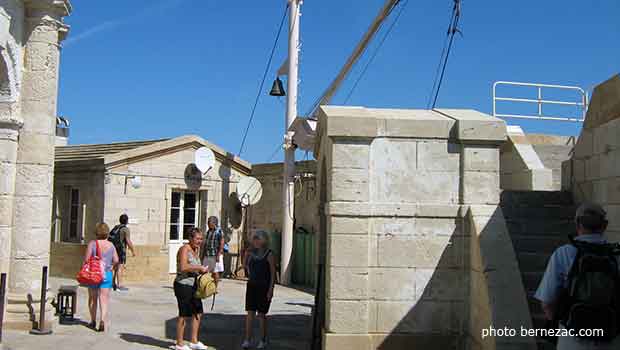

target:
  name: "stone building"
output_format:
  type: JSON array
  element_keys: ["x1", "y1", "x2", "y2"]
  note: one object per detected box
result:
[
  {"x1": 50, "y1": 135, "x2": 251, "y2": 283},
  {"x1": 0, "y1": 0, "x2": 71, "y2": 330}
]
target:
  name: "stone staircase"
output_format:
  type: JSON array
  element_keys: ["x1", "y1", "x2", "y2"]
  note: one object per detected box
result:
[
  {"x1": 531, "y1": 142, "x2": 574, "y2": 190},
  {"x1": 501, "y1": 190, "x2": 576, "y2": 349}
]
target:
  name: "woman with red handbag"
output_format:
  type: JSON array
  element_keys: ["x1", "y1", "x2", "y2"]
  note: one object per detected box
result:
[{"x1": 82, "y1": 223, "x2": 118, "y2": 332}]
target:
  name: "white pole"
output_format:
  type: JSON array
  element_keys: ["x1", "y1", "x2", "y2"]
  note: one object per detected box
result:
[{"x1": 281, "y1": 0, "x2": 300, "y2": 286}]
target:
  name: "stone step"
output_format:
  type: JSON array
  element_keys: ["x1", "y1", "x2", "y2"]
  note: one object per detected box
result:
[
  {"x1": 505, "y1": 219, "x2": 575, "y2": 236},
  {"x1": 511, "y1": 235, "x2": 568, "y2": 254},
  {"x1": 523, "y1": 272, "x2": 544, "y2": 293},
  {"x1": 501, "y1": 190, "x2": 574, "y2": 206},
  {"x1": 537, "y1": 340, "x2": 557, "y2": 350},
  {"x1": 517, "y1": 252, "x2": 551, "y2": 273},
  {"x1": 502, "y1": 205, "x2": 577, "y2": 220},
  {"x1": 528, "y1": 297, "x2": 543, "y2": 316}
]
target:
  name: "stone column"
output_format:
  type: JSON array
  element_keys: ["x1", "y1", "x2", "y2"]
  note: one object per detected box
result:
[
  {"x1": 5, "y1": 0, "x2": 70, "y2": 330},
  {"x1": 0, "y1": 120, "x2": 21, "y2": 276}
]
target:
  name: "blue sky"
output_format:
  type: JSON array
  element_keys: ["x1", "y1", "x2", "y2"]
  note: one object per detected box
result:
[{"x1": 59, "y1": 0, "x2": 619, "y2": 164}]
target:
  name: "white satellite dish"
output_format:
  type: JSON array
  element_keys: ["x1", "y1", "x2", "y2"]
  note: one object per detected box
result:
[
  {"x1": 130, "y1": 176, "x2": 142, "y2": 189},
  {"x1": 237, "y1": 177, "x2": 263, "y2": 207},
  {"x1": 195, "y1": 147, "x2": 215, "y2": 174}
]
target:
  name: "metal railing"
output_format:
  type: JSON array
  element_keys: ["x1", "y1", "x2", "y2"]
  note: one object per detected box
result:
[{"x1": 493, "y1": 81, "x2": 588, "y2": 122}]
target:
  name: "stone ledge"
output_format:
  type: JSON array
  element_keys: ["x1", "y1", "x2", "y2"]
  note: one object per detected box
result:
[
  {"x1": 323, "y1": 332, "x2": 462, "y2": 350},
  {"x1": 318, "y1": 106, "x2": 455, "y2": 140},
  {"x1": 326, "y1": 202, "x2": 463, "y2": 218},
  {"x1": 435, "y1": 108, "x2": 507, "y2": 142}
]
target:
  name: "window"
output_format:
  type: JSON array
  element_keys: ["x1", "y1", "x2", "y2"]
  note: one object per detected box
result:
[
  {"x1": 169, "y1": 190, "x2": 200, "y2": 241},
  {"x1": 67, "y1": 188, "x2": 80, "y2": 241},
  {"x1": 0, "y1": 56, "x2": 11, "y2": 99}
]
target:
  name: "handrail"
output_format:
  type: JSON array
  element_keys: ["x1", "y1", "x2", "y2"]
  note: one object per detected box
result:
[{"x1": 493, "y1": 81, "x2": 588, "y2": 122}]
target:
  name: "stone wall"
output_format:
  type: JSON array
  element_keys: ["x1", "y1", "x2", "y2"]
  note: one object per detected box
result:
[
  {"x1": 249, "y1": 160, "x2": 319, "y2": 234},
  {"x1": 50, "y1": 242, "x2": 168, "y2": 283},
  {"x1": 316, "y1": 106, "x2": 534, "y2": 350},
  {"x1": 563, "y1": 74, "x2": 620, "y2": 241},
  {"x1": 468, "y1": 206, "x2": 536, "y2": 350}
]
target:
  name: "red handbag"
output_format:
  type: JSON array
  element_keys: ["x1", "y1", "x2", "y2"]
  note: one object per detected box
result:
[{"x1": 76, "y1": 241, "x2": 105, "y2": 286}]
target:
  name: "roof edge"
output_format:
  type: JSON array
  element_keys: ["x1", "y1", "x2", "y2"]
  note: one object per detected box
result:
[{"x1": 103, "y1": 135, "x2": 252, "y2": 174}]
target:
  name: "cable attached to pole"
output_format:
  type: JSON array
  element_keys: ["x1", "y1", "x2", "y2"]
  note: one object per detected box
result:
[
  {"x1": 344, "y1": 0, "x2": 409, "y2": 104},
  {"x1": 238, "y1": 4, "x2": 290, "y2": 157},
  {"x1": 428, "y1": 0, "x2": 462, "y2": 109}
]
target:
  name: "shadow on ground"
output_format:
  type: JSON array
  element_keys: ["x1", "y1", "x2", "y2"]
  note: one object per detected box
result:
[
  {"x1": 118, "y1": 314, "x2": 311, "y2": 350},
  {"x1": 119, "y1": 333, "x2": 175, "y2": 349}
]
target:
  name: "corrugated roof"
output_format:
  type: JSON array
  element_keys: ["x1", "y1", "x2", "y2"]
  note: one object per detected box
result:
[{"x1": 55, "y1": 139, "x2": 169, "y2": 162}]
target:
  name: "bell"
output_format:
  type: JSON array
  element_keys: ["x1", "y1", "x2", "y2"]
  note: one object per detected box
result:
[{"x1": 269, "y1": 77, "x2": 286, "y2": 97}]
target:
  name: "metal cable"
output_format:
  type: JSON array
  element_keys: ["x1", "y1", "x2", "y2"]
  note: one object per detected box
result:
[
  {"x1": 303, "y1": 0, "x2": 403, "y2": 117},
  {"x1": 426, "y1": 6, "x2": 456, "y2": 108},
  {"x1": 429, "y1": 0, "x2": 462, "y2": 109},
  {"x1": 238, "y1": 4, "x2": 289, "y2": 156},
  {"x1": 343, "y1": 0, "x2": 409, "y2": 104}
]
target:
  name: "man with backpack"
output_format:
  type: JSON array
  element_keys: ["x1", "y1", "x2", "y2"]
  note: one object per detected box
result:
[
  {"x1": 535, "y1": 202, "x2": 620, "y2": 349},
  {"x1": 109, "y1": 214, "x2": 136, "y2": 291}
]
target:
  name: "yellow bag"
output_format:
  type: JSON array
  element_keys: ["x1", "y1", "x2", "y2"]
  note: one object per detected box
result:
[{"x1": 195, "y1": 273, "x2": 217, "y2": 299}]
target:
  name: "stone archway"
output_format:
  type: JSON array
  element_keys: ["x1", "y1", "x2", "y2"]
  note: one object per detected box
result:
[{"x1": 0, "y1": 40, "x2": 20, "y2": 105}]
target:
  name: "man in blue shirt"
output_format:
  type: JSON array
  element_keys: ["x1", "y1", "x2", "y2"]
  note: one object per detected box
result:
[{"x1": 535, "y1": 202, "x2": 620, "y2": 349}]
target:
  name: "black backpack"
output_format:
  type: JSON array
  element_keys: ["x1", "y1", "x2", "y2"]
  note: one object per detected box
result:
[
  {"x1": 108, "y1": 224, "x2": 126, "y2": 253},
  {"x1": 558, "y1": 237, "x2": 620, "y2": 341}
]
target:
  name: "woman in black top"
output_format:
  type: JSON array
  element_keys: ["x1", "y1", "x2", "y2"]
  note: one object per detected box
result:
[{"x1": 242, "y1": 230, "x2": 276, "y2": 349}]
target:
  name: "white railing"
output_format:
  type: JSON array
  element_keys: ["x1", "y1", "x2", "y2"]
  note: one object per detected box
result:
[{"x1": 493, "y1": 81, "x2": 588, "y2": 122}]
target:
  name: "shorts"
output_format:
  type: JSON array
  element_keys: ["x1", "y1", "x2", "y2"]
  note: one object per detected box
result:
[
  {"x1": 115, "y1": 246, "x2": 126, "y2": 265},
  {"x1": 173, "y1": 281, "x2": 203, "y2": 317},
  {"x1": 245, "y1": 282, "x2": 271, "y2": 314},
  {"x1": 203, "y1": 255, "x2": 224, "y2": 273},
  {"x1": 88, "y1": 271, "x2": 114, "y2": 289}
]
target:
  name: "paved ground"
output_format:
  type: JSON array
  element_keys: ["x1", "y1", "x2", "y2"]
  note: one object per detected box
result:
[{"x1": 2, "y1": 278, "x2": 314, "y2": 350}]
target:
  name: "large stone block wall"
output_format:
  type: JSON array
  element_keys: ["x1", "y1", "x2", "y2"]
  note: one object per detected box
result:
[
  {"x1": 316, "y1": 106, "x2": 533, "y2": 350},
  {"x1": 563, "y1": 75, "x2": 620, "y2": 241}
]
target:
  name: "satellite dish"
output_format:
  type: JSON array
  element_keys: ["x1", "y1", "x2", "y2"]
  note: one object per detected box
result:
[
  {"x1": 228, "y1": 193, "x2": 243, "y2": 229},
  {"x1": 195, "y1": 147, "x2": 215, "y2": 174},
  {"x1": 130, "y1": 176, "x2": 142, "y2": 189},
  {"x1": 237, "y1": 177, "x2": 263, "y2": 207}
]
